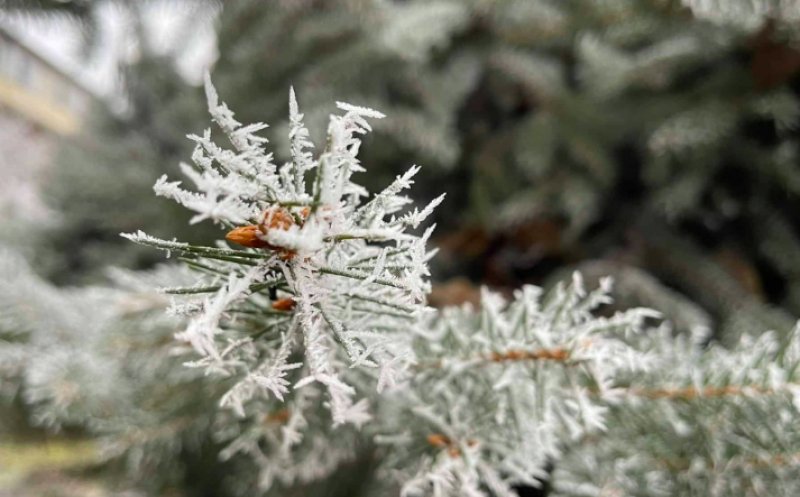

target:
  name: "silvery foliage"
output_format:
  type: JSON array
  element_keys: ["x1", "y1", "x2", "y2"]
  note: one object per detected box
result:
[
  {"x1": 0, "y1": 248, "x2": 213, "y2": 481},
  {"x1": 124, "y1": 76, "x2": 443, "y2": 486},
  {"x1": 379, "y1": 277, "x2": 658, "y2": 497},
  {"x1": 124, "y1": 75, "x2": 446, "y2": 418},
  {"x1": 553, "y1": 324, "x2": 800, "y2": 497},
  {"x1": 123, "y1": 79, "x2": 662, "y2": 494},
  {"x1": 0, "y1": 248, "x2": 131, "y2": 427}
]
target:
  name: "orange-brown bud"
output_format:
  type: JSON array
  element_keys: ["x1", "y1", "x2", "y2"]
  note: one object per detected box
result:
[
  {"x1": 426, "y1": 433, "x2": 450, "y2": 448},
  {"x1": 226, "y1": 207, "x2": 311, "y2": 255},
  {"x1": 271, "y1": 297, "x2": 297, "y2": 312},
  {"x1": 277, "y1": 250, "x2": 298, "y2": 261},
  {"x1": 225, "y1": 225, "x2": 270, "y2": 248},
  {"x1": 260, "y1": 207, "x2": 296, "y2": 231}
]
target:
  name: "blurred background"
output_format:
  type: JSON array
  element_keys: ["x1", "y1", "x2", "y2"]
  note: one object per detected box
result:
[{"x1": 2, "y1": 0, "x2": 800, "y2": 495}]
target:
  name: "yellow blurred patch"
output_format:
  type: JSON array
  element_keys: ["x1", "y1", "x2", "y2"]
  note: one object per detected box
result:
[{"x1": 0, "y1": 439, "x2": 99, "y2": 487}]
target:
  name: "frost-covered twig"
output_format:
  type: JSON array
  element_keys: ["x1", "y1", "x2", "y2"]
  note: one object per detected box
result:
[{"x1": 125, "y1": 78, "x2": 435, "y2": 433}]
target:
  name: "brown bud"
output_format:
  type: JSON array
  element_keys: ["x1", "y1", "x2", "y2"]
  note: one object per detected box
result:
[
  {"x1": 277, "y1": 249, "x2": 298, "y2": 261},
  {"x1": 225, "y1": 225, "x2": 270, "y2": 248},
  {"x1": 271, "y1": 297, "x2": 297, "y2": 312},
  {"x1": 226, "y1": 206, "x2": 311, "y2": 255},
  {"x1": 260, "y1": 207, "x2": 296, "y2": 231},
  {"x1": 447, "y1": 446, "x2": 462, "y2": 458},
  {"x1": 426, "y1": 433, "x2": 450, "y2": 448}
]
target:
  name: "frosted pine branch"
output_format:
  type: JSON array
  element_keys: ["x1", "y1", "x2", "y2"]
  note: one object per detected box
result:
[
  {"x1": 381, "y1": 276, "x2": 655, "y2": 496},
  {"x1": 126, "y1": 76, "x2": 434, "y2": 434}
]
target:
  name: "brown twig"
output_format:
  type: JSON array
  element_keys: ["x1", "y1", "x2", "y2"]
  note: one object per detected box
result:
[{"x1": 417, "y1": 347, "x2": 575, "y2": 370}]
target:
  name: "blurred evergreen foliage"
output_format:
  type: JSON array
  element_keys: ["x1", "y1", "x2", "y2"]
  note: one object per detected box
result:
[{"x1": 37, "y1": 53, "x2": 218, "y2": 283}]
